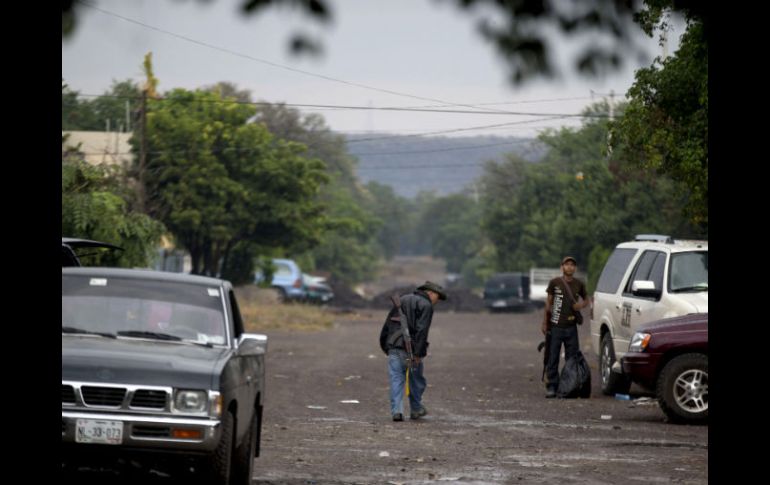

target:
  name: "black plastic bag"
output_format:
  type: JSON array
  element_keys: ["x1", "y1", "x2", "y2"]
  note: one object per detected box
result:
[{"x1": 556, "y1": 350, "x2": 591, "y2": 398}]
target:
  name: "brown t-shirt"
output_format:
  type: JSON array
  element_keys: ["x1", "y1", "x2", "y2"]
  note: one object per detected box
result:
[{"x1": 546, "y1": 277, "x2": 587, "y2": 327}]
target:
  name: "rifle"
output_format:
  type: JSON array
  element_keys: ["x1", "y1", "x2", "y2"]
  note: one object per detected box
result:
[
  {"x1": 538, "y1": 330, "x2": 552, "y2": 382},
  {"x1": 538, "y1": 308, "x2": 552, "y2": 382},
  {"x1": 390, "y1": 294, "x2": 415, "y2": 370}
]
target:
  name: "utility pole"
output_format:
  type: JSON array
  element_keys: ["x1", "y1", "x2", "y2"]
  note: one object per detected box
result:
[
  {"x1": 137, "y1": 89, "x2": 147, "y2": 212},
  {"x1": 606, "y1": 90, "x2": 615, "y2": 157},
  {"x1": 125, "y1": 100, "x2": 131, "y2": 132}
]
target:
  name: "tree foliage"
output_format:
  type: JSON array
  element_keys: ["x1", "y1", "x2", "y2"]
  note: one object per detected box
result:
[
  {"x1": 140, "y1": 88, "x2": 329, "y2": 276},
  {"x1": 479, "y1": 101, "x2": 702, "y2": 291},
  {"x1": 417, "y1": 194, "x2": 483, "y2": 274},
  {"x1": 251, "y1": 101, "x2": 384, "y2": 285},
  {"x1": 62, "y1": 79, "x2": 141, "y2": 132},
  {"x1": 362, "y1": 181, "x2": 414, "y2": 261},
  {"x1": 61, "y1": 146, "x2": 165, "y2": 268},
  {"x1": 615, "y1": 17, "x2": 707, "y2": 230}
]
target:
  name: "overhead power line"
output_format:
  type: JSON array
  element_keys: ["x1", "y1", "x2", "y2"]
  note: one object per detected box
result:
[
  {"x1": 75, "y1": 93, "x2": 607, "y2": 119},
  {"x1": 75, "y1": 0, "x2": 515, "y2": 115},
  {"x1": 350, "y1": 139, "x2": 539, "y2": 158}
]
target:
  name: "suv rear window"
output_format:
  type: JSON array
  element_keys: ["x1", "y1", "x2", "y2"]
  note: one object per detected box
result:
[{"x1": 596, "y1": 248, "x2": 637, "y2": 294}]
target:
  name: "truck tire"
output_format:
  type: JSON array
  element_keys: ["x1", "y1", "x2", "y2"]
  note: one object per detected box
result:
[
  {"x1": 600, "y1": 333, "x2": 631, "y2": 396},
  {"x1": 205, "y1": 410, "x2": 234, "y2": 484},
  {"x1": 231, "y1": 410, "x2": 259, "y2": 485},
  {"x1": 656, "y1": 353, "x2": 708, "y2": 423}
]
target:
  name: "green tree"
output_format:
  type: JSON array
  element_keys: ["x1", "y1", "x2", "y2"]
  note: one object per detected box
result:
[
  {"x1": 363, "y1": 181, "x2": 414, "y2": 260},
  {"x1": 140, "y1": 88, "x2": 328, "y2": 276},
  {"x1": 89, "y1": 79, "x2": 142, "y2": 132},
  {"x1": 615, "y1": 18, "x2": 707, "y2": 229},
  {"x1": 62, "y1": 80, "x2": 97, "y2": 131},
  {"x1": 62, "y1": 79, "x2": 141, "y2": 132},
  {"x1": 480, "y1": 101, "x2": 700, "y2": 282},
  {"x1": 251, "y1": 100, "x2": 384, "y2": 285},
  {"x1": 61, "y1": 151, "x2": 165, "y2": 268},
  {"x1": 418, "y1": 194, "x2": 483, "y2": 274}
]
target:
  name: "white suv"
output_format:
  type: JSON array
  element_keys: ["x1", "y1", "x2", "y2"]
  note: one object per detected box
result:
[{"x1": 590, "y1": 235, "x2": 708, "y2": 395}]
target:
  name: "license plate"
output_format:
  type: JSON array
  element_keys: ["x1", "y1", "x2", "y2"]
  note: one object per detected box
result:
[
  {"x1": 75, "y1": 419, "x2": 124, "y2": 445},
  {"x1": 492, "y1": 300, "x2": 507, "y2": 308}
]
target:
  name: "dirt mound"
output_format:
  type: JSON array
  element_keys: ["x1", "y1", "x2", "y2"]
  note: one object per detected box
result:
[
  {"x1": 322, "y1": 257, "x2": 486, "y2": 312},
  {"x1": 327, "y1": 279, "x2": 371, "y2": 310},
  {"x1": 367, "y1": 286, "x2": 485, "y2": 313}
]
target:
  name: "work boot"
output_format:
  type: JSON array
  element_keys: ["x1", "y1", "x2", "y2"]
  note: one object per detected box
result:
[
  {"x1": 410, "y1": 407, "x2": 428, "y2": 420},
  {"x1": 392, "y1": 413, "x2": 403, "y2": 422}
]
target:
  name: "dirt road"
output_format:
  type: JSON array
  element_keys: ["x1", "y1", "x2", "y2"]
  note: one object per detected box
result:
[{"x1": 254, "y1": 308, "x2": 707, "y2": 484}]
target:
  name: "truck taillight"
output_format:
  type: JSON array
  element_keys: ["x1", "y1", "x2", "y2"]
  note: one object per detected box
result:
[{"x1": 293, "y1": 278, "x2": 302, "y2": 288}]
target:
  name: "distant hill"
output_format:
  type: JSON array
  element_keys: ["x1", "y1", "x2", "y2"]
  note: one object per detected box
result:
[{"x1": 345, "y1": 134, "x2": 546, "y2": 198}]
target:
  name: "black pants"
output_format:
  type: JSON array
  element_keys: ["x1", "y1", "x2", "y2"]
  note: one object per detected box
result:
[{"x1": 546, "y1": 325, "x2": 580, "y2": 390}]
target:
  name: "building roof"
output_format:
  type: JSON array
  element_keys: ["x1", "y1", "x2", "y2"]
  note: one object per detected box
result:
[{"x1": 62, "y1": 130, "x2": 133, "y2": 167}]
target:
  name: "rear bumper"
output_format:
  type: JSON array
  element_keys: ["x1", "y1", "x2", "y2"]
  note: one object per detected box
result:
[{"x1": 62, "y1": 410, "x2": 221, "y2": 452}]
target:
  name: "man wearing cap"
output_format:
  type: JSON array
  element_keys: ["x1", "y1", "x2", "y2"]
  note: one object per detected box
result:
[
  {"x1": 379, "y1": 281, "x2": 447, "y2": 421},
  {"x1": 542, "y1": 257, "x2": 590, "y2": 398}
]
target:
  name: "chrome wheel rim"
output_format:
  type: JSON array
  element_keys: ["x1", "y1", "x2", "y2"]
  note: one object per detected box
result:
[
  {"x1": 601, "y1": 341, "x2": 612, "y2": 386},
  {"x1": 673, "y1": 369, "x2": 708, "y2": 413}
]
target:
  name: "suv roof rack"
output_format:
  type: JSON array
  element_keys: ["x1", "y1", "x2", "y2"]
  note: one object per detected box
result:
[{"x1": 634, "y1": 234, "x2": 674, "y2": 244}]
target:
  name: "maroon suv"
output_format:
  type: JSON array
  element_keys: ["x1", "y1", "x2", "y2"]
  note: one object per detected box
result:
[{"x1": 621, "y1": 313, "x2": 708, "y2": 423}]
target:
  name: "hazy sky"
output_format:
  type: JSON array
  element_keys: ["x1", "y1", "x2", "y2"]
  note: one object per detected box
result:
[{"x1": 62, "y1": 0, "x2": 679, "y2": 138}]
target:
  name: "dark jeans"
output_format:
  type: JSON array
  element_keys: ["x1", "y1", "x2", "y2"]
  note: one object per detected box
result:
[{"x1": 546, "y1": 325, "x2": 580, "y2": 391}]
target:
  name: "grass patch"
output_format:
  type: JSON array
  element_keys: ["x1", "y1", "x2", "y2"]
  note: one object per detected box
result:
[{"x1": 235, "y1": 286, "x2": 334, "y2": 332}]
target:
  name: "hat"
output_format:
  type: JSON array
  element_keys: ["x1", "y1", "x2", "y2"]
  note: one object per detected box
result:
[
  {"x1": 561, "y1": 256, "x2": 577, "y2": 265},
  {"x1": 417, "y1": 281, "x2": 447, "y2": 300}
]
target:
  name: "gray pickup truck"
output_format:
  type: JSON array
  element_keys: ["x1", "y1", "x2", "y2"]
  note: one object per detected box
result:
[{"x1": 62, "y1": 267, "x2": 267, "y2": 484}]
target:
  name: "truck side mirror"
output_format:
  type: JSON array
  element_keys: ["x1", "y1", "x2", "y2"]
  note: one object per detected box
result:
[{"x1": 237, "y1": 333, "x2": 268, "y2": 354}]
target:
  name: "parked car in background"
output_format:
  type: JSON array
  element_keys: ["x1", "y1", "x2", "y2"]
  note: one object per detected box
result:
[
  {"x1": 482, "y1": 272, "x2": 531, "y2": 312},
  {"x1": 621, "y1": 313, "x2": 708, "y2": 423},
  {"x1": 302, "y1": 273, "x2": 334, "y2": 304},
  {"x1": 62, "y1": 267, "x2": 267, "y2": 483},
  {"x1": 590, "y1": 234, "x2": 708, "y2": 395},
  {"x1": 255, "y1": 258, "x2": 306, "y2": 302},
  {"x1": 62, "y1": 237, "x2": 122, "y2": 267},
  {"x1": 529, "y1": 267, "x2": 586, "y2": 308}
]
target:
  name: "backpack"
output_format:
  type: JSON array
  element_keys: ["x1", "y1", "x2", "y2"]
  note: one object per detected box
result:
[{"x1": 556, "y1": 351, "x2": 591, "y2": 398}]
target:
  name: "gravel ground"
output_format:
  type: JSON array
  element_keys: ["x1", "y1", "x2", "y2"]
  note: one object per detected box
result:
[{"x1": 252, "y1": 308, "x2": 707, "y2": 484}]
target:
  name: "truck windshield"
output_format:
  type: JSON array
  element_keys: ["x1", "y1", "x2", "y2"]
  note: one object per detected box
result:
[{"x1": 62, "y1": 275, "x2": 227, "y2": 345}]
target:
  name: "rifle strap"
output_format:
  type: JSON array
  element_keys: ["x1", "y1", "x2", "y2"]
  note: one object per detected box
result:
[
  {"x1": 561, "y1": 277, "x2": 578, "y2": 305},
  {"x1": 391, "y1": 294, "x2": 412, "y2": 342}
]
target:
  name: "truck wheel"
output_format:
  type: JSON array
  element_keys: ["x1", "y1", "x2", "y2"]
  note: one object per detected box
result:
[
  {"x1": 600, "y1": 333, "x2": 631, "y2": 396},
  {"x1": 656, "y1": 353, "x2": 708, "y2": 423},
  {"x1": 231, "y1": 411, "x2": 259, "y2": 485},
  {"x1": 205, "y1": 410, "x2": 234, "y2": 484}
]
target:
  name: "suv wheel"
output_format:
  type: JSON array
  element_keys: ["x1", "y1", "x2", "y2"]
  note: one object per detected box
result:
[
  {"x1": 600, "y1": 333, "x2": 631, "y2": 396},
  {"x1": 656, "y1": 353, "x2": 708, "y2": 423}
]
